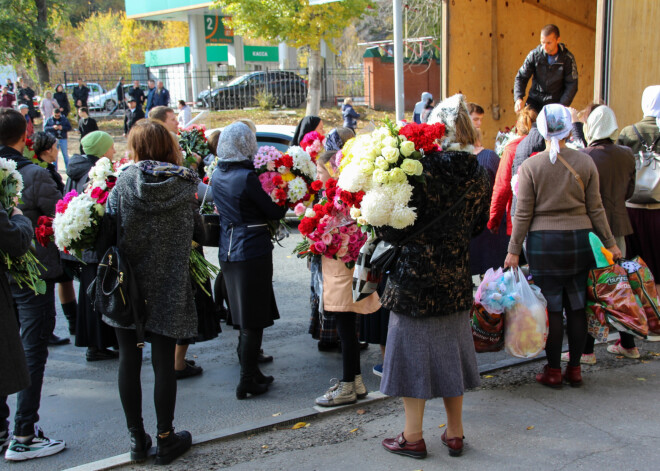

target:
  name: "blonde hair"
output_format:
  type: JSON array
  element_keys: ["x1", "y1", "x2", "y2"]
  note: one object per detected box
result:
[
  {"x1": 515, "y1": 105, "x2": 538, "y2": 136},
  {"x1": 343, "y1": 97, "x2": 353, "y2": 105},
  {"x1": 235, "y1": 119, "x2": 256, "y2": 134},
  {"x1": 453, "y1": 106, "x2": 480, "y2": 147}
]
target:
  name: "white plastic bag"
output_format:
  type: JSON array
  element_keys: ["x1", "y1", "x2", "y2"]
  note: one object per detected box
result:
[
  {"x1": 475, "y1": 267, "x2": 518, "y2": 314},
  {"x1": 504, "y1": 268, "x2": 549, "y2": 359}
]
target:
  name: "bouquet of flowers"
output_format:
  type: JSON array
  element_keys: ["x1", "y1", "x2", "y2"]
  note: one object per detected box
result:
[
  {"x1": 190, "y1": 242, "x2": 220, "y2": 296},
  {"x1": 294, "y1": 178, "x2": 368, "y2": 268},
  {"x1": 494, "y1": 128, "x2": 517, "y2": 157},
  {"x1": 337, "y1": 119, "x2": 445, "y2": 230},
  {"x1": 178, "y1": 124, "x2": 210, "y2": 168},
  {"x1": 300, "y1": 131, "x2": 325, "y2": 162},
  {"x1": 254, "y1": 145, "x2": 318, "y2": 209},
  {"x1": 0, "y1": 157, "x2": 47, "y2": 294}
]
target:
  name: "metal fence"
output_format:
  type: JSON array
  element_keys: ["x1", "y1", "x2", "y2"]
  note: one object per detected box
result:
[{"x1": 52, "y1": 65, "x2": 368, "y2": 113}]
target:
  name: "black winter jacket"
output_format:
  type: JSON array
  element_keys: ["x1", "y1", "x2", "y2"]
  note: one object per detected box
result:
[
  {"x1": 124, "y1": 107, "x2": 145, "y2": 134},
  {"x1": 212, "y1": 160, "x2": 287, "y2": 262},
  {"x1": 377, "y1": 151, "x2": 491, "y2": 317},
  {"x1": 72, "y1": 85, "x2": 89, "y2": 107},
  {"x1": 514, "y1": 43, "x2": 578, "y2": 111},
  {"x1": 128, "y1": 86, "x2": 145, "y2": 107},
  {"x1": 64, "y1": 154, "x2": 99, "y2": 195},
  {"x1": 53, "y1": 90, "x2": 70, "y2": 116}
]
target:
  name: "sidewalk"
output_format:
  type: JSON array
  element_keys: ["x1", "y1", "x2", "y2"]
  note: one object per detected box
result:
[{"x1": 114, "y1": 348, "x2": 660, "y2": 471}]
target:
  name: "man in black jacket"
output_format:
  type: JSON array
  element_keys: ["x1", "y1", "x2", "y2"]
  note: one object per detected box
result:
[
  {"x1": 124, "y1": 97, "x2": 145, "y2": 136},
  {"x1": 108, "y1": 77, "x2": 125, "y2": 116},
  {"x1": 128, "y1": 80, "x2": 145, "y2": 110},
  {"x1": 514, "y1": 24, "x2": 578, "y2": 113},
  {"x1": 72, "y1": 78, "x2": 89, "y2": 109}
]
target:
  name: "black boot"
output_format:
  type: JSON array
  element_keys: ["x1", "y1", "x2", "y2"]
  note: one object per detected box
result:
[
  {"x1": 255, "y1": 368, "x2": 274, "y2": 385},
  {"x1": 154, "y1": 429, "x2": 192, "y2": 466},
  {"x1": 236, "y1": 328, "x2": 269, "y2": 399},
  {"x1": 128, "y1": 427, "x2": 152, "y2": 461},
  {"x1": 61, "y1": 301, "x2": 77, "y2": 336}
]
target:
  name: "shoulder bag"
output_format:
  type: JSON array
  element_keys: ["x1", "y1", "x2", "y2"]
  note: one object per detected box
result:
[
  {"x1": 198, "y1": 172, "x2": 220, "y2": 247},
  {"x1": 628, "y1": 126, "x2": 660, "y2": 204}
]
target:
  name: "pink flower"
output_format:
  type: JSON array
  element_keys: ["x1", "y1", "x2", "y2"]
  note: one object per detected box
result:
[
  {"x1": 321, "y1": 232, "x2": 333, "y2": 245},
  {"x1": 266, "y1": 161, "x2": 276, "y2": 172},
  {"x1": 336, "y1": 246, "x2": 349, "y2": 258},
  {"x1": 313, "y1": 241, "x2": 327, "y2": 253},
  {"x1": 340, "y1": 233, "x2": 350, "y2": 246},
  {"x1": 294, "y1": 203, "x2": 306, "y2": 217},
  {"x1": 349, "y1": 233, "x2": 360, "y2": 244},
  {"x1": 347, "y1": 225, "x2": 358, "y2": 234},
  {"x1": 259, "y1": 172, "x2": 279, "y2": 194}
]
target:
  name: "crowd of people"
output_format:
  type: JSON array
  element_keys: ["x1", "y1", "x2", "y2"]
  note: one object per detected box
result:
[{"x1": 0, "y1": 22, "x2": 659, "y2": 466}]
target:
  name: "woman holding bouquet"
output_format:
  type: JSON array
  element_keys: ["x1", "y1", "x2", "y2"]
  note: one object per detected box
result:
[
  {"x1": 212, "y1": 122, "x2": 287, "y2": 399},
  {"x1": 105, "y1": 119, "x2": 198, "y2": 464},
  {"x1": 379, "y1": 95, "x2": 490, "y2": 459}
]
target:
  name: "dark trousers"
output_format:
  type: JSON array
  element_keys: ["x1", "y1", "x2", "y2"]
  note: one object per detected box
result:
[
  {"x1": 108, "y1": 100, "x2": 125, "y2": 115},
  {"x1": 0, "y1": 283, "x2": 56, "y2": 436},
  {"x1": 115, "y1": 328, "x2": 177, "y2": 434}
]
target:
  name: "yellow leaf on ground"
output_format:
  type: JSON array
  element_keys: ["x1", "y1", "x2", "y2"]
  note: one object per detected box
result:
[
  {"x1": 357, "y1": 409, "x2": 366, "y2": 415},
  {"x1": 484, "y1": 375, "x2": 494, "y2": 379},
  {"x1": 616, "y1": 356, "x2": 624, "y2": 359},
  {"x1": 349, "y1": 428, "x2": 358, "y2": 433},
  {"x1": 292, "y1": 422, "x2": 308, "y2": 429},
  {"x1": 272, "y1": 412, "x2": 282, "y2": 417},
  {"x1": 438, "y1": 424, "x2": 446, "y2": 428},
  {"x1": 641, "y1": 360, "x2": 649, "y2": 363},
  {"x1": 262, "y1": 445, "x2": 268, "y2": 449},
  {"x1": 527, "y1": 426, "x2": 535, "y2": 430},
  {"x1": 637, "y1": 378, "x2": 646, "y2": 381}
]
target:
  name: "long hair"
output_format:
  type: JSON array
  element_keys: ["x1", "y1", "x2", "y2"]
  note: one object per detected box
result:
[{"x1": 128, "y1": 119, "x2": 182, "y2": 166}]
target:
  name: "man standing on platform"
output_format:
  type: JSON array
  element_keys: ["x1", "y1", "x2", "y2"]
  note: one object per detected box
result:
[{"x1": 514, "y1": 24, "x2": 578, "y2": 113}]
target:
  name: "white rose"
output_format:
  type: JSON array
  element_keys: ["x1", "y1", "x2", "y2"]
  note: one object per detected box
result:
[
  {"x1": 350, "y1": 207, "x2": 361, "y2": 219},
  {"x1": 382, "y1": 146, "x2": 400, "y2": 164},
  {"x1": 374, "y1": 156, "x2": 389, "y2": 170},
  {"x1": 372, "y1": 169, "x2": 389, "y2": 185},
  {"x1": 400, "y1": 140, "x2": 416, "y2": 157},
  {"x1": 358, "y1": 158, "x2": 375, "y2": 174},
  {"x1": 305, "y1": 209, "x2": 316, "y2": 218},
  {"x1": 383, "y1": 136, "x2": 398, "y2": 148}
]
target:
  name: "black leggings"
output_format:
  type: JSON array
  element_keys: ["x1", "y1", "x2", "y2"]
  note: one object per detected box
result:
[
  {"x1": 115, "y1": 328, "x2": 177, "y2": 434},
  {"x1": 546, "y1": 294, "x2": 587, "y2": 368},
  {"x1": 334, "y1": 312, "x2": 361, "y2": 383},
  {"x1": 584, "y1": 331, "x2": 636, "y2": 354}
]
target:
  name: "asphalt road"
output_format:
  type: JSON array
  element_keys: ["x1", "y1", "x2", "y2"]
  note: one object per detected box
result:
[{"x1": 5, "y1": 231, "x2": 520, "y2": 470}]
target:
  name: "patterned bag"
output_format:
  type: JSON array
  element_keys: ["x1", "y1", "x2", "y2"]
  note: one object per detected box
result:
[
  {"x1": 352, "y1": 235, "x2": 382, "y2": 302},
  {"x1": 619, "y1": 257, "x2": 660, "y2": 336},
  {"x1": 470, "y1": 300, "x2": 504, "y2": 353}
]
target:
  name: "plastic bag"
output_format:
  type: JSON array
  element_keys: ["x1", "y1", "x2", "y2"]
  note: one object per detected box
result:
[
  {"x1": 618, "y1": 257, "x2": 660, "y2": 335},
  {"x1": 470, "y1": 300, "x2": 504, "y2": 353},
  {"x1": 504, "y1": 268, "x2": 549, "y2": 359},
  {"x1": 475, "y1": 267, "x2": 518, "y2": 315}
]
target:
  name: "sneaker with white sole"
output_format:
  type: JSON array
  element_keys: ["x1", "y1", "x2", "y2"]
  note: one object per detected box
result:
[
  {"x1": 560, "y1": 352, "x2": 596, "y2": 365},
  {"x1": 372, "y1": 364, "x2": 383, "y2": 377},
  {"x1": 4, "y1": 426, "x2": 65, "y2": 461},
  {"x1": 607, "y1": 340, "x2": 640, "y2": 359}
]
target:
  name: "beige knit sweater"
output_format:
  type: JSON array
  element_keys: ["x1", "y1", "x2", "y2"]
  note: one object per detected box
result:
[{"x1": 508, "y1": 147, "x2": 616, "y2": 254}]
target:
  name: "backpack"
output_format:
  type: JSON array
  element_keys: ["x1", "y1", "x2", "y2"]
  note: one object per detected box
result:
[{"x1": 628, "y1": 125, "x2": 660, "y2": 204}]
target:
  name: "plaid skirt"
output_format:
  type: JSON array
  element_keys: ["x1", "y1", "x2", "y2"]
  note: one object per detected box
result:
[{"x1": 526, "y1": 229, "x2": 595, "y2": 312}]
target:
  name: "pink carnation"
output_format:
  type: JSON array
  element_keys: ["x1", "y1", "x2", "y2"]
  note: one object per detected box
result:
[
  {"x1": 294, "y1": 203, "x2": 306, "y2": 217},
  {"x1": 259, "y1": 172, "x2": 279, "y2": 194}
]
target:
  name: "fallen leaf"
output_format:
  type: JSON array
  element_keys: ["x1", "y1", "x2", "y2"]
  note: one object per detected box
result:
[
  {"x1": 641, "y1": 360, "x2": 649, "y2": 363},
  {"x1": 349, "y1": 428, "x2": 358, "y2": 433},
  {"x1": 357, "y1": 409, "x2": 366, "y2": 415},
  {"x1": 261, "y1": 445, "x2": 268, "y2": 449},
  {"x1": 272, "y1": 412, "x2": 282, "y2": 417},
  {"x1": 637, "y1": 378, "x2": 646, "y2": 381},
  {"x1": 484, "y1": 375, "x2": 494, "y2": 379},
  {"x1": 291, "y1": 422, "x2": 308, "y2": 430},
  {"x1": 286, "y1": 255, "x2": 292, "y2": 258},
  {"x1": 304, "y1": 423, "x2": 311, "y2": 428},
  {"x1": 616, "y1": 356, "x2": 624, "y2": 359},
  {"x1": 527, "y1": 426, "x2": 535, "y2": 430},
  {"x1": 438, "y1": 424, "x2": 446, "y2": 428}
]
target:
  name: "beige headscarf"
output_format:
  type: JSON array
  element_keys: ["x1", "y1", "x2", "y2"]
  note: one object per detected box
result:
[{"x1": 584, "y1": 105, "x2": 618, "y2": 145}]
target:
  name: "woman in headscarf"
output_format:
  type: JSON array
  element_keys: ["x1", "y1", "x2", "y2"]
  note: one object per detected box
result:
[
  {"x1": 292, "y1": 115, "x2": 323, "y2": 146},
  {"x1": 211, "y1": 122, "x2": 287, "y2": 399},
  {"x1": 617, "y1": 86, "x2": 660, "y2": 325},
  {"x1": 560, "y1": 105, "x2": 637, "y2": 365},
  {"x1": 504, "y1": 104, "x2": 622, "y2": 388},
  {"x1": 380, "y1": 95, "x2": 490, "y2": 459}
]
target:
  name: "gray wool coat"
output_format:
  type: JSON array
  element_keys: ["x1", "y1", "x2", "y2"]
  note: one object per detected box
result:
[
  {"x1": 0, "y1": 206, "x2": 32, "y2": 396},
  {"x1": 105, "y1": 165, "x2": 199, "y2": 339}
]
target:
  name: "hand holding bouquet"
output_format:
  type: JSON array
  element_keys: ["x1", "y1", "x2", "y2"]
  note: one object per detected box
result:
[{"x1": 178, "y1": 124, "x2": 209, "y2": 168}]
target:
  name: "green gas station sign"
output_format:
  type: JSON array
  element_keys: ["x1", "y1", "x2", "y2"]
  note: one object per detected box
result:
[{"x1": 205, "y1": 15, "x2": 234, "y2": 45}]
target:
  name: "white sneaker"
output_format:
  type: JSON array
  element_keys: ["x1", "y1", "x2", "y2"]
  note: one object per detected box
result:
[
  {"x1": 4, "y1": 426, "x2": 65, "y2": 461},
  {"x1": 315, "y1": 379, "x2": 357, "y2": 407}
]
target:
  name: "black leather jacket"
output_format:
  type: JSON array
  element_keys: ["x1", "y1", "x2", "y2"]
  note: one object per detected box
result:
[{"x1": 514, "y1": 43, "x2": 578, "y2": 110}]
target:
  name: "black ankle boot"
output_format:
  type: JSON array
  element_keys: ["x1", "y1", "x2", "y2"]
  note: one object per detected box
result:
[
  {"x1": 61, "y1": 301, "x2": 77, "y2": 336},
  {"x1": 128, "y1": 428, "x2": 152, "y2": 461},
  {"x1": 255, "y1": 369, "x2": 274, "y2": 385},
  {"x1": 236, "y1": 379, "x2": 269, "y2": 399},
  {"x1": 154, "y1": 429, "x2": 192, "y2": 466}
]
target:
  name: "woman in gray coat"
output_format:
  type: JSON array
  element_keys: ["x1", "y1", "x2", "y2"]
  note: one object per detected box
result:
[{"x1": 105, "y1": 119, "x2": 198, "y2": 465}]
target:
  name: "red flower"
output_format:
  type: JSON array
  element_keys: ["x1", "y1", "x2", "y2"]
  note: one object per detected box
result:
[
  {"x1": 325, "y1": 178, "x2": 337, "y2": 190},
  {"x1": 35, "y1": 224, "x2": 54, "y2": 247},
  {"x1": 37, "y1": 215, "x2": 53, "y2": 227},
  {"x1": 275, "y1": 188, "x2": 287, "y2": 203},
  {"x1": 339, "y1": 190, "x2": 354, "y2": 206},
  {"x1": 106, "y1": 175, "x2": 117, "y2": 189},
  {"x1": 326, "y1": 187, "x2": 337, "y2": 200},
  {"x1": 298, "y1": 218, "x2": 315, "y2": 235},
  {"x1": 272, "y1": 174, "x2": 284, "y2": 186},
  {"x1": 90, "y1": 187, "x2": 109, "y2": 205},
  {"x1": 202, "y1": 176, "x2": 209, "y2": 184},
  {"x1": 311, "y1": 180, "x2": 323, "y2": 192},
  {"x1": 398, "y1": 122, "x2": 446, "y2": 153},
  {"x1": 280, "y1": 154, "x2": 294, "y2": 168}
]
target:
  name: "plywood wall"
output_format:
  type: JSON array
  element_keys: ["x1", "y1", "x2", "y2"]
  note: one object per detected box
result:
[
  {"x1": 608, "y1": 0, "x2": 660, "y2": 129},
  {"x1": 445, "y1": 0, "x2": 597, "y2": 144}
]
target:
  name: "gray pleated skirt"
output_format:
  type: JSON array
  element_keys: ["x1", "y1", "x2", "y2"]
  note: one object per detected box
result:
[{"x1": 380, "y1": 310, "x2": 481, "y2": 399}]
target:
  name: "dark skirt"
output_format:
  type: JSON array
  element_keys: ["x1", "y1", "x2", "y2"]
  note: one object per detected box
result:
[
  {"x1": 75, "y1": 263, "x2": 118, "y2": 349},
  {"x1": 380, "y1": 310, "x2": 480, "y2": 399},
  {"x1": 177, "y1": 278, "x2": 222, "y2": 345},
  {"x1": 469, "y1": 212, "x2": 510, "y2": 275},
  {"x1": 526, "y1": 229, "x2": 595, "y2": 312},
  {"x1": 220, "y1": 253, "x2": 280, "y2": 330},
  {"x1": 626, "y1": 207, "x2": 660, "y2": 279},
  {"x1": 308, "y1": 255, "x2": 340, "y2": 344}
]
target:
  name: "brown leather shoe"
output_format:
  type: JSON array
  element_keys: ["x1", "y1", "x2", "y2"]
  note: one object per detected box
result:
[
  {"x1": 563, "y1": 365, "x2": 583, "y2": 387},
  {"x1": 441, "y1": 430, "x2": 464, "y2": 457},
  {"x1": 535, "y1": 364, "x2": 562, "y2": 389},
  {"x1": 382, "y1": 433, "x2": 427, "y2": 459}
]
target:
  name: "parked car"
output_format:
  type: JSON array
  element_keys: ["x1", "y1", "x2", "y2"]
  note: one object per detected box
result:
[
  {"x1": 197, "y1": 71, "x2": 308, "y2": 110},
  {"x1": 87, "y1": 82, "x2": 148, "y2": 112}
]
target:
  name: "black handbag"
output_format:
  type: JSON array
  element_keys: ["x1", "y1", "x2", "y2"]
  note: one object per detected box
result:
[
  {"x1": 91, "y1": 197, "x2": 147, "y2": 347},
  {"x1": 370, "y1": 182, "x2": 478, "y2": 275},
  {"x1": 196, "y1": 168, "x2": 220, "y2": 246}
]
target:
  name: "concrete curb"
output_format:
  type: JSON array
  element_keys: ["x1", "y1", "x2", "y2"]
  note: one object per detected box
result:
[{"x1": 63, "y1": 392, "x2": 390, "y2": 471}]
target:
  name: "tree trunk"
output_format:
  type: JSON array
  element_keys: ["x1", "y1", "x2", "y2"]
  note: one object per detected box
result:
[
  {"x1": 34, "y1": 0, "x2": 50, "y2": 85},
  {"x1": 305, "y1": 45, "x2": 322, "y2": 116}
]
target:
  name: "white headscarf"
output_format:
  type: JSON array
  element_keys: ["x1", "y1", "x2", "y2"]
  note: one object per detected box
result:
[
  {"x1": 216, "y1": 122, "x2": 258, "y2": 163},
  {"x1": 585, "y1": 105, "x2": 618, "y2": 145},
  {"x1": 536, "y1": 104, "x2": 572, "y2": 164},
  {"x1": 641, "y1": 85, "x2": 660, "y2": 129},
  {"x1": 427, "y1": 93, "x2": 475, "y2": 153}
]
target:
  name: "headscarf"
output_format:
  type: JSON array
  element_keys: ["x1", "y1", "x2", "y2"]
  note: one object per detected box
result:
[
  {"x1": 584, "y1": 105, "x2": 618, "y2": 145},
  {"x1": 641, "y1": 85, "x2": 660, "y2": 129},
  {"x1": 427, "y1": 93, "x2": 474, "y2": 152},
  {"x1": 536, "y1": 104, "x2": 572, "y2": 164},
  {"x1": 324, "y1": 129, "x2": 344, "y2": 152},
  {"x1": 216, "y1": 122, "x2": 258, "y2": 163},
  {"x1": 413, "y1": 92, "x2": 433, "y2": 115},
  {"x1": 292, "y1": 116, "x2": 321, "y2": 146}
]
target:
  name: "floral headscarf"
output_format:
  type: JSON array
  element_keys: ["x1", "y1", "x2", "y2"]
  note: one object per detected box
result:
[
  {"x1": 427, "y1": 93, "x2": 474, "y2": 152},
  {"x1": 585, "y1": 105, "x2": 618, "y2": 145},
  {"x1": 537, "y1": 104, "x2": 572, "y2": 164},
  {"x1": 216, "y1": 122, "x2": 258, "y2": 163},
  {"x1": 136, "y1": 160, "x2": 200, "y2": 183},
  {"x1": 641, "y1": 85, "x2": 660, "y2": 129}
]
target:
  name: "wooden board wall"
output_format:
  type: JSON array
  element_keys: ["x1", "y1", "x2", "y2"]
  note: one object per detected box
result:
[
  {"x1": 444, "y1": 0, "x2": 597, "y2": 144},
  {"x1": 608, "y1": 0, "x2": 660, "y2": 129}
]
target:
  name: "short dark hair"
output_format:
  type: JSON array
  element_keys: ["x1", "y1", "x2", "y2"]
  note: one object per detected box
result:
[
  {"x1": 79, "y1": 107, "x2": 89, "y2": 114},
  {"x1": 78, "y1": 77, "x2": 83, "y2": 81},
  {"x1": 32, "y1": 131, "x2": 57, "y2": 155},
  {"x1": 148, "y1": 79, "x2": 155, "y2": 84},
  {"x1": 178, "y1": 100, "x2": 187, "y2": 107},
  {"x1": 0, "y1": 108, "x2": 27, "y2": 146},
  {"x1": 541, "y1": 24, "x2": 560, "y2": 38},
  {"x1": 467, "y1": 102, "x2": 484, "y2": 115},
  {"x1": 148, "y1": 106, "x2": 175, "y2": 122}
]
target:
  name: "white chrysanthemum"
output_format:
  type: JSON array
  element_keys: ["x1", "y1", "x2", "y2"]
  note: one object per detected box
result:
[
  {"x1": 287, "y1": 146, "x2": 315, "y2": 179},
  {"x1": 381, "y1": 182, "x2": 413, "y2": 207},
  {"x1": 0, "y1": 157, "x2": 17, "y2": 173},
  {"x1": 360, "y1": 187, "x2": 393, "y2": 227},
  {"x1": 53, "y1": 194, "x2": 96, "y2": 251},
  {"x1": 337, "y1": 163, "x2": 368, "y2": 192},
  {"x1": 287, "y1": 176, "x2": 308, "y2": 203},
  {"x1": 390, "y1": 205, "x2": 417, "y2": 229},
  {"x1": 12, "y1": 169, "x2": 24, "y2": 194},
  {"x1": 349, "y1": 207, "x2": 361, "y2": 219}
]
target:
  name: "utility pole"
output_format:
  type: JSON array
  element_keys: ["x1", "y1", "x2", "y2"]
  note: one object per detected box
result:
[{"x1": 393, "y1": 0, "x2": 405, "y2": 121}]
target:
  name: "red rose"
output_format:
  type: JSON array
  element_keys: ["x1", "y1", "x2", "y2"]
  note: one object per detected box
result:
[
  {"x1": 106, "y1": 175, "x2": 117, "y2": 189},
  {"x1": 339, "y1": 190, "x2": 354, "y2": 206},
  {"x1": 35, "y1": 225, "x2": 53, "y2": 247},
  {"x1": 202, "y1": 176, "x2": 209, "y2": 184},
  {"x1": 325, "y1": 178, "x2": 337, "y2": 190},
  {"x1": 311, "y1": 180, "x2": 323, "y2": 192},
  {"x1": 37, "y1": 215, "x2": 53, "y2": 227}
]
